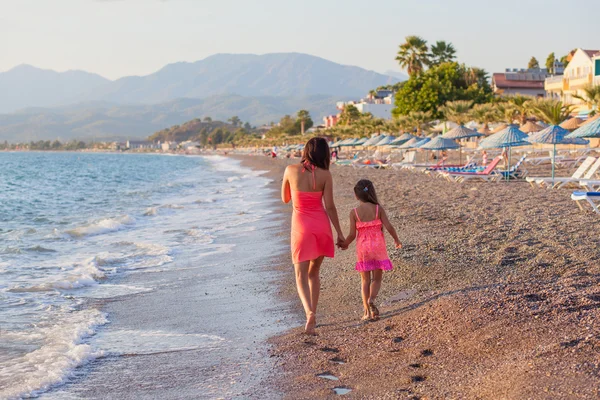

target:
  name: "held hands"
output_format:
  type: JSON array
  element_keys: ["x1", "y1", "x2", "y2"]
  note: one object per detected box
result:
[{"x1": 336, "y1": 235, "x2": 348, "y2": 250}]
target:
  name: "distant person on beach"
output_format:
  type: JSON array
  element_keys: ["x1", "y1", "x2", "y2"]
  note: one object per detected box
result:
[
  {"x1": 281, "y1": 137, "x2": 345, "y2": 335},
  {"x1": 340, "y1": 179, "x2": 401, "y2": 321}
]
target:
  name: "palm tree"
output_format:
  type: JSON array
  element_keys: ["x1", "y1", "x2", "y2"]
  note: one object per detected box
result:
[
  {"x1": 469, "y1": 103, "x2": 501, "y2": 133},
  {"x1": 440, "y1": 100, "x2": 473, "y2": 126},
  {"x1": 573, "y1": 84, "x2": 600, "y2": 111},
  {"x1": 395, "y1": 36, "x2": 429, "y2": 76},
  {"x1": 338, "y1": 104, "x2": 362, "y2": 126},
  {"x1": 530, "y1": 99, "x2": 576, "y2": 125},
  {"x1": 297, "y1": 109, "x2": 310, "y2": 135},
  {"x1": 494, "y1": 101, "x2": 518, "y2": 125},
  {"x1": 507, "y1": 95, "x2": 535, "y2": 125},
  {"x1": 430, "y1": 41, "x2": 456, "y2": 65},
  {"x1": 406, "y1": 111, "x2": 433, "y2": 135}
]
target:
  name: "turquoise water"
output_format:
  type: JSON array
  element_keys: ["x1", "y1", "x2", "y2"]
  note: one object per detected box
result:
[{"x1": 0, "y1": 152, "x2": 279, "y2": 398}]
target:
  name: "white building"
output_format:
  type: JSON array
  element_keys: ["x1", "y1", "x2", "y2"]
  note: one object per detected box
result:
[
  {"x1": 545, "y1": 48, "x2": 600, "y2": 108},
  {"x1": 161, "y1": 141, "x2": 178, "y2": 151},
  {"x1": 126, "y1": 140, "x2": 159, "y2": 150},
  {"x1": 353, "y1": 103, "x2": 394, "y2": 119}
]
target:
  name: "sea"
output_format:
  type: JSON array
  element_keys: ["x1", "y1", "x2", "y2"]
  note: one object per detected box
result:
[{"x1": 0, "y1": 152, "x2": 291, "y2": 399}]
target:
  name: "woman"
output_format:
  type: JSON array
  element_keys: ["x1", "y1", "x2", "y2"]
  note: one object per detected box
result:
[{"x1": 281, "y1": 137, "x2": 345, "y2": 335}]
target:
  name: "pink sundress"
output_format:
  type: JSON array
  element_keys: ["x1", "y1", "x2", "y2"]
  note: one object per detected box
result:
[{"x1": 354, "y1": 205, "x2": 393, "y2": 272}]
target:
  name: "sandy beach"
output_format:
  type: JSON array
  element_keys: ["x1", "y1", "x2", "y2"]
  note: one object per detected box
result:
[{"x1": 238, "y1": 154, "x2": 600, "y2": 400}]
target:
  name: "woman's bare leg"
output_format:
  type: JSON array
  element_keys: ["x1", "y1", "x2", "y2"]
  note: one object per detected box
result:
[
  {"x1": 369, "y1": 270, "x2": 383, "y2": 305},
  {"x1": 360, "y1": 272, "x2": 372, "y2": 320},
  {"x1": 308, "y1": 256, "x2": 324, "y2": 314},
  {"x1": 294, "y1": 261, "x2": 317, "y2": 334}
]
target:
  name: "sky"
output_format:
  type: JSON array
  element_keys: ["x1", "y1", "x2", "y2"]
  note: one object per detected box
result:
[{"x1": 1, "y1": 0, "x2": 599, "y2": 80}]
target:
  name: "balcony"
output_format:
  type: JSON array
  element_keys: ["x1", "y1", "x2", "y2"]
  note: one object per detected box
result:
[
  {"x1": 569, "y1": 74, "x2": 593, "y2": 89},
  {"x1": 544, "y1": 75, "x2": 565, "y2": 91}
]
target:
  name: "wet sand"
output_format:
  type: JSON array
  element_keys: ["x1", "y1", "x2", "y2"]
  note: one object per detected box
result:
[{"x1": 239, "y1": 155, "x2": 600, "y2": 400}]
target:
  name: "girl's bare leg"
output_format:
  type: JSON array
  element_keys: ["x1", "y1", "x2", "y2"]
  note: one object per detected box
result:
[
  {"x1": 360, "y1": 272, "x2": 372, "y2": 320},
  {"x1": 294, "y1": 261, "x2": 315, "y2": 334},
  {"x1": 369, "y1": 269, "x2": 383, "y2": 304}
]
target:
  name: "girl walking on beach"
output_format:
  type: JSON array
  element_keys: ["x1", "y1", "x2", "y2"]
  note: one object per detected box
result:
[
  {"x1": 341, "y1": 179, "x2": 401, "y2": 321},
  {"x1": 281, "y1": 137, "x2": 345, "y2": 335}
]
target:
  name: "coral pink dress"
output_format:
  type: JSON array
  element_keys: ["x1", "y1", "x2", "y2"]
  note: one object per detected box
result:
[
  {"x1": 354, "y1": 205, "x2": 393, "y2": 272},
  {"x1": 290, "y1": 163, "x2": 335, "y2": 264}
]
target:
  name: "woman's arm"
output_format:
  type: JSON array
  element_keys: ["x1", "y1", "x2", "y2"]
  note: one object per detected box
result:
[
  {"x1": 342, "y1": 210, "x2": 357, "y2": 249},
  {"x1": 380, "y1": 207, "x2": 402, "y2": 248},
  {"x1": 322, "y1": 171, "x2": 345, "y2": 245},
  {"x1": 281, "y1": 166, "x2": 291, "y2": 204}
]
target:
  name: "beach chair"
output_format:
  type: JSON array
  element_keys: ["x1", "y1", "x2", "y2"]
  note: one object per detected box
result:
[
  {"x1": 391, "y1": 151, "x2": 416, "y2": 170},
  {"x1": 442, "y1": 156, "x2": 502, "y2": 183},
  {"x1": 572, "y1": 191, "x2": 600, "y2": 214},
  {"x1": 526, "y1": 156, "x2": 597, "y2": 189},
  {"x1": 495, "y1": 155, "x2": 528, "y2": 180}
]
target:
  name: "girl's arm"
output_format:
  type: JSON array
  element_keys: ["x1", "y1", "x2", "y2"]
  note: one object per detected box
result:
[
  {"x1": 380, "y1": 207, "x2": 402, "y2": 248},
  {"x1": 322, "y1": 171, "x2": 345, "y2": 246},
  {"x1": 342, "y1": 210, "x2": 357, "y2": 249},
  {"x1": 281, "y1": 166, "x2": 291, "y2": 204}
]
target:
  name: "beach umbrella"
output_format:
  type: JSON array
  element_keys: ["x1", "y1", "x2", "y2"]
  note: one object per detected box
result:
[
  {"x1": 536, "y1": 121, "x2": 549, "y2": 128},
  {"x1": 479, "y1": 125, "x2": 529, "y2": 180},
  {"x1": 491, "y1": 123, "x2": 508, "y2": 134},
  {"x1": 520, "y1": 121, "x2": 543, "y2": 133},
  {"x1": 411, "y1": 137, "x2": 432, "y2": 148},
  {"x1": 374, "y1": 135, "x2": 397, "y2": 146},
  {"x1": 419, "y1": 136, "x2": 460, "y2": 150},
  {"x1": 339, "y1": 138, "x2": 357, "y2": 147},
  {"x1": 390, "y1": 133, "x2": 417, "y2": 146},
  {"x1": 526, "y1": 125, "x2": 573, "y2": 182},
  {"x1": 566, "y1": 118, "x2": 600, "y2": 139},
  {"x1": 396, "y1": 137, "x2": 420, "y2": 149},
  {"x1": 477, "y1": 126, "x2": 492, "y2": 135},
  {"x1": 442, "y1": 125, "x2": 482, "y2": 164},
  {"x1": 560, "y1": 137, "x2": 590, "y2": 145},
  {"x1": 559, "y1": 117, "x2": 584, "y2": 131},
  {"x1": 354, "y1": 137, "x2": 368, "y2": 146},
  {"x1": 362, "y1": 134, "x2": 386, "y2": 146}
]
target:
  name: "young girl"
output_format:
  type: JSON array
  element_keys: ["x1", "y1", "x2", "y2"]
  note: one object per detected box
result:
[{"x1": 342, "y1": 179, "x2": 401, "y2": 321}]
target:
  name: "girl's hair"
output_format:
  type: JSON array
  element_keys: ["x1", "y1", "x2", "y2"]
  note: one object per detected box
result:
[
  {"x1": 354, "y1": 179, "x2": 379, "y2": 205},
  {"x1": 301, "y1": 137, "x2": 330, "y2": 170}
]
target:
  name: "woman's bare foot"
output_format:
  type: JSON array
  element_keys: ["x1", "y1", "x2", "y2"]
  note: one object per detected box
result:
[
  {"x1": 305, "y1": 312, "x2": 316, "y2": 335},
  {"x1": 361, "y1": 309, "x2": 372, "y2": 322}
]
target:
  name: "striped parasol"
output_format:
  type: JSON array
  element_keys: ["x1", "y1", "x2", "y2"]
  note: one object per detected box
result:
[
  {"x1": 441, "y1": 125, "x2": 482, "y2": 139},
  {"x1": 479, "y1": 125, "x2": 529, "y2": 180},
  {"x1": 419, "y1": 136, "x2": 459, "y2": 150},
  {"x1": 566, "y1": 118, "x2": 600, "y2": 139},
  {"x1": 559, "y1": 117, "x2": 584, "y2": 131},
  {"x1": 362, "y1": 134, "x2": 386, "y2": 146},
  {"x1": 527, "y1": 125, "x2": 590, "y2": 181},
  {"x1": 374, "y1": 135, "x2": 397, "y2": 146},
  {"x1": 389, "y1": 133, "x2": 417, "y2": 146},
  {"x1": 397, "y1": 137, "x2": 420, "y2": 149},
  {"x1": 410, "y1": 137, "x2": 431, "y2": 148}
]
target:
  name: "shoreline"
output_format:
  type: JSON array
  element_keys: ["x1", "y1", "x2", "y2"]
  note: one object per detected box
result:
[{"x1": 236, "y1": 154, "x2": 600, "y2": 399}]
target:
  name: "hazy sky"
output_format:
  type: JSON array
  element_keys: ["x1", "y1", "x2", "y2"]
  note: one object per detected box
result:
[{"x1": 2, "y1": 0, "x2": 599, "y2": 80}]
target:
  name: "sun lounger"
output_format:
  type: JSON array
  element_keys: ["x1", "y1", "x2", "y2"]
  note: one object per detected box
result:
[
  {"x1": 495, "y1": 155, "x2": 528, "y2": 180},
  {"x1": 572, "y1": 191, "x2": 600, "y2": 214},
  {"x1": 442, "y1": 156, "x2": 502, "y2": 183},
  {"x1": 391, "y1": 151, "x2": 416, "y2": 170},
  {"x1": 526, "y1": 156, "x2": 597, "y2": 189}
]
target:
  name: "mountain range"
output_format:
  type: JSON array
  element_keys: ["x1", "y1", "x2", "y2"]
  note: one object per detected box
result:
[{"x1": 0, "y1": 53, "x2": 405, "y2": 141}]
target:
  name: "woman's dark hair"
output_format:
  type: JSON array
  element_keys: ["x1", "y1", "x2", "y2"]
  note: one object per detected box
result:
[
  {"x1": 301, "y1": 137, "x2": 330, "y2": 170},
  {"x1": 354, "y1": 179, "x2": 379, "y2": 205}
]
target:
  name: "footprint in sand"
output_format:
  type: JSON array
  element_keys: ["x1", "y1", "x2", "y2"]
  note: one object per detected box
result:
[
  {"x1": 409, "y1": 363, "x2": 422, "y2": 369},
  {"x1": 393, "y1": 337, "x2": 404, "y2": 343},
  {"x1": 316, "y1": 372, "x2": 339, "y2": 381},
  {"x1": 330, "y1": 357, "x2": 346, "y2": 365},
  {"x1": 320, "y1": 346, "x2": 340, "y2": 353},
  {"x1": 411, "y1": 375, "x2": 427, "y2": 383},
  {"x1": 332, "y1": 386, "x2": 352, "y2": 395},
  {"x1": 420, "y1": 349, "x2": 434, "y2": 357}
]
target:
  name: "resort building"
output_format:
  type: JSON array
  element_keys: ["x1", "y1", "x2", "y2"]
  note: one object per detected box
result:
[
  {"x1": 161, "y1": 141, "x2": 178, "y2": 151},
  {"x1": 492, "y1": 68, "x2": 551, "y2": 97},
  {"x1": 126, "y1": 140, "x2": 159, "y2": 150},
  {"x1": 545, "y1": 48, "x2": 600, "y2": 109},
  {"x1": 323, "y1": 115, "x2": 338, "y2": 128}
]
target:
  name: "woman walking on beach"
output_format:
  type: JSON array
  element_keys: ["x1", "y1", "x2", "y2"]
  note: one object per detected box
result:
[
  {"x1": 281, "y1": 137, "x2": 345, "y2": 335},
  {"x1": 341, "y1": 179, "x2": 401, "y2": 321}
]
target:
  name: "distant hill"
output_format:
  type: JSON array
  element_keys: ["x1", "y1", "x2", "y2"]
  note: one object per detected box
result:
[
  {"x1": 0, "y1": 65, "x2": 110, "y2": 113},
  {"x1": 76, "y1": 53, "x2": 399, "y2": 104},
  {"x1": 0, "y1": 95, "x2": 338, "y2": 142},
  {"x1": 148, "y1": 119, "x2": 236, "y2": 142},
  {"x1": 383, "y1": 70, "x2": 409, "y2": 81}
]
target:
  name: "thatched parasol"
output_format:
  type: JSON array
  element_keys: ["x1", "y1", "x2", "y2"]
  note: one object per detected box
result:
[
  {"x1": 491, "y1": 124, "x2": 508, "y2": 133},
  {"x1": 580, "y1": 114, "x2": 600, "y2": 126},
  {"x1": 559, "y1": 117, "x2": 584, "y2": 131},
  {"x1": 520, "y1": 121, "x2": 543, "y2": 133}
]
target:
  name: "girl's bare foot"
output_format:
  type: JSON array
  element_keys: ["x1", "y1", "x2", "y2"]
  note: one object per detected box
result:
[
  {"x1": 305, "y1": 312, "x2": 316, "y2": 335},
  {"x1": 369, "y1": 302, "x2": 380, "y2": 321},
  {"x1": 361, "y1": 310, "x2": 372, "y2": 321}
]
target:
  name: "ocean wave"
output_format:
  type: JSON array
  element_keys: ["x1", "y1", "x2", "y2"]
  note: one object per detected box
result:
[
  {"x1": 8, "y1": 258, "x2": 107, "y2": 292},
  {"x1": 25, "y1": 245, "x2": 57, "y2": 253},
  {"x1": 0, "y1": 309, "x2": 108, "y2": 399},
  {"x1": 65, "y1": 215, "x2": 136, "y2": 238},
  {"x1": 144, "y1": 207, "x2": 159, "y2": 216},
  {"x1": 194, "y1": 198, "x2": 215, "y2": 204},
  {"x1": 227, "y1": 176, "x2": 240, "y2": 183}
]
